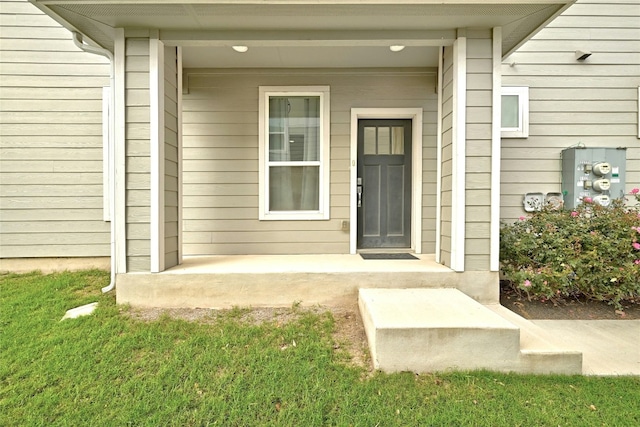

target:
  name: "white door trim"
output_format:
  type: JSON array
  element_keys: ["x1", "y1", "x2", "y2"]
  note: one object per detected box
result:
[{"x1": 349, "y1": 108, "x2": 423, "y2": 255}]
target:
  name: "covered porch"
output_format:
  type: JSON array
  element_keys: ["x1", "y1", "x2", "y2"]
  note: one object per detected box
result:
[{"x1": 30, "y1": 0, "x2": 574, "y2": 308}]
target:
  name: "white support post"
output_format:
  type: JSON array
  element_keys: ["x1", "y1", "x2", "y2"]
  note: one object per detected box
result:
[
  {"x1": 177, "y1": 46, "x2": 184, "y2": 265},
  {"x1": 490, "y1": 27, "x2": 503, "y2": 272},
  {"x1": 451, "y1": 33, "x2": 466, "y2": 272},
  {"x1": 435, "y1": 47, "x2": 444, "y2": 263},
  {"x1": 150, "y1": 34, "x2": 165, "y2": 273}
]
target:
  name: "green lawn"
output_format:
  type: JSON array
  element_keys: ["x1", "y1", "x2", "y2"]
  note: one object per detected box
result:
[{"x1": 1, "y1": 270, "x2": 639, "y2": 426}]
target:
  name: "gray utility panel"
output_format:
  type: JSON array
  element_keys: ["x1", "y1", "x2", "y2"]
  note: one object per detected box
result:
[{"x1": 561, "y1": 147, "x2": 626, "y2": 210}]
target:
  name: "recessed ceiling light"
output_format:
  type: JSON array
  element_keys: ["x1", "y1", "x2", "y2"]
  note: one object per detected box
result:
[
  {"x1": 232, "y1": 45, "x2": 248, "y2": 53},
  {"x1": 390, "y1": 45, "x2": 405, "y2": 52}
]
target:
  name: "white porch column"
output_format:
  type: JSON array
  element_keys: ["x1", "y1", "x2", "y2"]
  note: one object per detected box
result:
[
  {"x1": 450, "y1": 32, "x2": 467, "y2": 272},
  {"x1": 150, "y1": 33, "x2": 166, "y2": 273},
  {"x1": 490, "y1": 27, "x2": 502, "y2": 272}
]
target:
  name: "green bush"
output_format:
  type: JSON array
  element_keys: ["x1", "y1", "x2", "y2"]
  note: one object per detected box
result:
[{"x1": 500, "y1": 189, "x2": 640, "y2": 309}]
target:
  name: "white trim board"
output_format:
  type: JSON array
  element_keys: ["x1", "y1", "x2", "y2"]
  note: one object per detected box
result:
[
  {"x1": 490, "y1": 27, "x2": 502, "y2": 272},
  {"x1": 450, "y1": 35, "x2": 466, "y2": 272},
  {"x1": 349, "y1": 108, "x2": 423, "y2": 255},
  {"x1": 177, "y1": 46, "x2": 184, "y2": 265},
  {"x1": 150, "y1": 35, "x2": 165, "y2": 273},
  {"x1": 435, "y1": 47, "x2": 444, "y2": 263}
]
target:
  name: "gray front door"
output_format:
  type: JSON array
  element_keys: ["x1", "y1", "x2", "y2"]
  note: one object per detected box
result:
[{"x1": 357, "y1": 119, "x2": 412, "y2": 248}]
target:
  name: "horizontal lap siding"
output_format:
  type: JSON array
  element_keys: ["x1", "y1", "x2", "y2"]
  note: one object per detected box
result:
[
  {"x1": 126, "y1": 38, "x2": 151, "y2": 272},
  {"x1": 183, "y1": 69, "x2": 437, "y2": 255},
  {"x1": 465, "y1": 33, "x2": 493, "y2": 271},
  {"x1": 501, "y1": 0, "x2": 640, "y2": 223},
  {"x1": 0, "y1": 0, "x2": 110, "y2": 258},
  {"x1": 164, "y1": 46, "x2": 179, "y2": 268},
  {"x1": 439, "y1": 46, "x2": 454, "y2": 267}
]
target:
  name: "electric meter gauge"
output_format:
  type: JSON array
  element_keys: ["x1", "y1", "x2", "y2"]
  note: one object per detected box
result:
[
  {"x1": 593, "y1": 179, "x2": 611, "y2": 192},
  {"x1": 592, "y1": 162, "x2": 611, "y2": 177}
]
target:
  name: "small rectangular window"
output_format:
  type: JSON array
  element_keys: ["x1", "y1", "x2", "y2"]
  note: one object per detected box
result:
[
  {"x1": 259, "y1": 86, "x2": 330, "y2": 220},
  {"x1": 501, "y1": 86, "x2": 529, "y2": 138}
]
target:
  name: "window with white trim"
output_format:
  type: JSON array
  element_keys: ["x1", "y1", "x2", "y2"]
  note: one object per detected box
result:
[
  {"x1": 259, "y1": 86, "x2": 330, "y2": 220},
  {"x1": 501, "y1": 86, "x2": 529, "y2": 138}
]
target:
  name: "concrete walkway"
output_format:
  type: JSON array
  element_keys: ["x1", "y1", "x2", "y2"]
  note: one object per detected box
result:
[{"x1": 533, "y1": 320, "x2": 640, "y2": 376}]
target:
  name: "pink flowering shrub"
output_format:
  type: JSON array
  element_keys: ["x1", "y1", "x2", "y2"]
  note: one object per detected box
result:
[{"x1": 500, "y1": 190, "x2": 640, "y2": 309}]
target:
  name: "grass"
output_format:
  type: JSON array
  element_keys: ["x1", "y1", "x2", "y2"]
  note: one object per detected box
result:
[{"x1": 1, "y1": 271, "x2": 639, "y2": 426}]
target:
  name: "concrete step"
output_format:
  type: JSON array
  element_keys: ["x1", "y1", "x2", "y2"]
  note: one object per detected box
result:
[
  {"x1": 359, "y1": 288, "x2": 582, "y2": 374},
  {"x1": 485, "y1": 304, "x2": 582, "y2": 374}
]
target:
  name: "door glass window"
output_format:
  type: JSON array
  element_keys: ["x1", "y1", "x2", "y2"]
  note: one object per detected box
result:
[
  {"x1": 391, "y1": 126, "x2": 404, "y2": 155},
  {"x1": 364, "y1": 127, "x2": 376, "y2": 154},
  {"x1": 378, "y1": 127, "x2": 390, "y2": 154},
  {"x1": 363, "y1": 126, "x2": 405, "y2": 155}
]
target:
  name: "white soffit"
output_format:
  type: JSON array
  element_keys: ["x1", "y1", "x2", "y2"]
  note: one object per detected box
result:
[{"x1": 36, "y1": 1, "x2": 572, "y2": 66}]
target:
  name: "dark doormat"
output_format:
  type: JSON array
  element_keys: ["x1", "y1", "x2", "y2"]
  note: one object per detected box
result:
[{"x1": 360, "y1": 253, "x2": 418, "y2": 260}]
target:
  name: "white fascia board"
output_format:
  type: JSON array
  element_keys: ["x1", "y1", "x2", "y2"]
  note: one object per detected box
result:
[{"x1": 162, "y1": 30, "x2": 456, "y2": 47}]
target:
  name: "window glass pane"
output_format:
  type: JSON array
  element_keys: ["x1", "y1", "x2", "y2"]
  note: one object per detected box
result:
[
  {"x1": 269, "y1": 96, "x2": 320, "y2": 162},
  {"x1": 502, "y1": 94, "x2": 520, "y2": 128},
  {"x1": 269, "y1": 166, "x2": 320, "y2": 211},
  {"x1": 391, "y1": 126, "x2": 404, "y2": 155},
  {"x1": 364, "y1": 127, "x2": 376, "y2": 154},
  {"x1": 268, "y1": 98, "x2": 286, "y2": 132},
  {"x1": 269, "y1": 133, "x2": 286, "y2": 161},
  {"x1": 269, "y1": 97, "x2": 287, "y2": 161},
  {"x1": 378, "y1": 127, "x2": 390, "y2": 155}
]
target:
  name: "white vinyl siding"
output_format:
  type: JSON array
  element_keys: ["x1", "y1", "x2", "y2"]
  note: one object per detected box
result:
[
  {"x1": 164, "y1": 45, "x2": 180, "y2": 268},
  {"x1": 439, "y1": 46, "x2": 454, "y2": 267},
  {"x1": 501, "y1": 0, "x2": 640, "y2": 223},
  {"x1": 0, "y1": 0, "x2": 110, "y2": 258},
  {"x1": 465, "y1": 31, "x2": 494, "y2": 271},
  {"x1": 182, "y1": 69, "x2": 438, "y2": 255},
  {"x1": 125, "y1": 37, "x2": 151, "y2": 272}
]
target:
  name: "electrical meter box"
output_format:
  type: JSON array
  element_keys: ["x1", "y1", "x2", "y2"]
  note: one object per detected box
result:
[{"x1": 561, "y1": 147, "x2": 626, "y2": 209}]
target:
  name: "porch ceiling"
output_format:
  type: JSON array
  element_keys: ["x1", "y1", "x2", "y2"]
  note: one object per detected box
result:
[{"x1": 33, "y1": 0, "x2": 573, "y2": 67}]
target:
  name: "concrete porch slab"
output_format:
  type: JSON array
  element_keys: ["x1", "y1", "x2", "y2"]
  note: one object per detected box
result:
[{"x1": 116, "y1": 254, "x2": 500, "y2": 308}]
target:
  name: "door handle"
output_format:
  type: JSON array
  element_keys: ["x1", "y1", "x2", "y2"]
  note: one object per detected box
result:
[{"x1": 357, "y1": 185, "x2": 363, "y2": 208}]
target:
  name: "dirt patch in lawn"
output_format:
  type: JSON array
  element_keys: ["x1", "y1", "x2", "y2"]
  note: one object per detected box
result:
[{"x1": 126, "y1": 303, "x2": 371, "y2": 370}]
